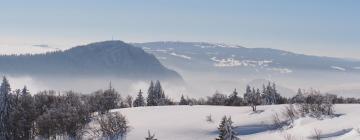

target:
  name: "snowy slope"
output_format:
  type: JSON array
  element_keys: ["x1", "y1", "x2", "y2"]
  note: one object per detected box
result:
[{"x1": 108, "y1": 105, "x2": 360, "y2": 140}]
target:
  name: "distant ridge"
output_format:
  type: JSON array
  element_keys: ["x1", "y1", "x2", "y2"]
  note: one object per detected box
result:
[{"x1": 0, "y1": 40, "x2": 183, "y2": 81}]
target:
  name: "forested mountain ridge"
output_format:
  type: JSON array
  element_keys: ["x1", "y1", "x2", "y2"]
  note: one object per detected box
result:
[{"x1": 0, "y1": 41, "x2": 182, "y2": 80}]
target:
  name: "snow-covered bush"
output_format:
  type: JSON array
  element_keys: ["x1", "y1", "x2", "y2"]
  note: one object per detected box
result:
[
  {"x1": 296, "y1": 91, "x2": 335, "y2": 118},
  {"x1": 282, "y1": 104, "x2": 299, "y2": 123},
  {"x1": 96, "y1": 112, "x2": 130, "y2": 140}
]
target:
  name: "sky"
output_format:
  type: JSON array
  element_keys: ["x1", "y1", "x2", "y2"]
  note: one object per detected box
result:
[{"x1": 0, "y1": 0, "x2": 359, "y2": 59}]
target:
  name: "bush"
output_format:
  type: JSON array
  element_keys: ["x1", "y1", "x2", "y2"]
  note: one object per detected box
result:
[{"x1": 96, "y1": 112, "x2": 130, "y2": 140}]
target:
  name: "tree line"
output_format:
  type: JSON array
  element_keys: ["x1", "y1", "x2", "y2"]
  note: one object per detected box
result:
[{"x1": 1, "y1": 76, "x2": 360, "y2": 139}]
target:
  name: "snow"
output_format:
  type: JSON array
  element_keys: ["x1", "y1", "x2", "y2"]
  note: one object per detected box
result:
[
  {"x1": 107, "y1": 104, "x2": 360, "y2": 140},
  {"x1": 331, "y1": 66, "x2": 346, "y2": 71},
  {"x1": 353, "y1": 67, "x2": 360, "y2": 70},
  {"x1": 210, "y1": 57, "x2": 272, "y2": 68},
  {"x1": 170, "y1": 52, "x2": 192, "y2": 60}
]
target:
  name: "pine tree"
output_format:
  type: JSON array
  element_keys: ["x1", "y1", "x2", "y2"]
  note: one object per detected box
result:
[
  {"x1": 244, "y1": 86, "x2": 261, "y2": 111},
  {"x1": 0, "y1": 77, "x2": 11, "y2": 139},
  {"x1": 226, "y1": 89, "x2": 241, "y2": 106},
  {"x1": 147, "y1": 81, "x2": 157, "y2": 106},
  {"x1": 125, "y1": 95, "x2": 133, "y2": 108},
  {"x1": 217, "y1": 116, "x2": 227, "y2": 140},
  {"x1": 179, "y1": 94, "x2": 188, "y2": 105},
  {"x1": 217, "y1": 116, "x2": 239, "y2": 140},
  {"x1": 134, "y1": 90, "x2": 146, "y2": 107},
  {"x1": 19, "y1": 86, "x2": 35, "y2": 140},
  {"x1": 147, "y1": 80, "x2": 169, "y2": 106}
]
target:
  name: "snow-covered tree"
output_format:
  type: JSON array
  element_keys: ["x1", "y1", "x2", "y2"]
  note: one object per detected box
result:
[
  {"x1": 133, "y1": 90, "x2": 146, "y2": 107},
  {"x1": 125, "y1": 95, "x2": 133, "y2": 108},
  {"x1": 0, "y1": 77, "x2": 11, "y2": 139},
  {"x1": 261, "y1": 82, "x2": 282, "y2": 105},
  {"x1": 226, "y1": 89, "x2": 242, "y2": 106},
  {"x1": 96, "y1": 112, "x2": 130, "y2": 140},
  {"x1": 244, "y1": 86, "x2": 261, "y2": 111},
  {"x1": 217, "y1": 116, "x2": 239, "y2": 140},
  {"x1": 291, "y1": 89, "x2": 306, "y2": 103},
  {"x1": 9, "y1": 86, "x2": 36, "y2": 140},
  {"x1": 207, "y1": 91, "x2": 227, "y2": 105},
  {"x1": 147, "y1": 81, "x2": 157, "y2": 106},
  {"x1": 147, "y1": 80, "x2": 171, "y2": 106},
  {"x1": 179, "y1": 94, "x2": 188, "y2": 105}
]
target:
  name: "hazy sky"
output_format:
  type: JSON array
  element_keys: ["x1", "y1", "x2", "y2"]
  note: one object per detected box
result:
[{"x1": 0, "y1": 0, "x2": 359, "y2": 58}]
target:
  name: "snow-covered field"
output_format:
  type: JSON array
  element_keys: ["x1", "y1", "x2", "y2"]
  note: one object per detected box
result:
[{"x1": 111, "y1": 105, "x2": 360, "y2": 140}]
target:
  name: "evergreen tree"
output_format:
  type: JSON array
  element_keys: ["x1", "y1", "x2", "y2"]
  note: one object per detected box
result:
[
  {"x1": 125, "y1": 95, "x2": 133, "y2": 108},
  {"x1": 291, "y1": 88, "x2": 306, "y2": 103},
  {"x1": 19, "y1": 86, "x2": 36, "y2": 140},
  {"x1": 226, "y1": 89, "x2": 241, "y2": 106},
  {"x1": 147, "y1": 81, "x2": 157, "y2": 106},
  {"x1": 261, "y1": 82, "x2": 281, "y2": 105},
  {"x1": 133, "y1": 90, "x2": 146, "y2": 107},
  {"x1": 179, "y1": 94, "x2": 188, "y2": 105},
  {"x1": 0, "y1": 77, "x2": 11, "y2": 139},
  {"x1": 244, "y1": 86, "x2": 261, "y2": 111},
  {"x1": 217, "y1": 116, "x2": 239, "y2": 140},
  {"x1": 147, "y1": 80, "x2": 169, "y2": 106}
]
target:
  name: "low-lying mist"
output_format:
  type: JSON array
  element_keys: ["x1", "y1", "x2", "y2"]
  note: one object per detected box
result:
[{"x1": 3, "y1": 68, "x2": 360, "y2": 100}]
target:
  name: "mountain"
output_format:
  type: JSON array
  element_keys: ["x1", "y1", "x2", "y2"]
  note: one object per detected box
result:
[
  {"x1": 132, "y1": 41, "x2": 360, "y2": 73},
  {"x1": 0, "y1": 41, "x2": 182, "y2": 81},
  {"x1": 132, "y1": 41, "x2": 360, "y2": 97}
]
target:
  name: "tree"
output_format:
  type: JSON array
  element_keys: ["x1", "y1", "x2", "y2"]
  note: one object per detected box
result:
[
  {"x1": 90, "y1": 83, "x2": 121, "y2": 114},
  {"x1": 0, "y1": 77, "x2": 11, "y2": 139},
  {"x1": 207, "y1": 91, "x2": 227, "y2": 105},
  {"x1": 226, "y1": 89, "x2": 242, "y2": 106},
  {"x1": 96, "y1": 112, "x2": 130, "y2": 140},
  {"x1": 133, "y1": 90, "x2": 146, "y2": 107},
  {"x1": 9, "y1": 86, "x2": 36, "y2": 140},
  {"x1": 179, "y1": 94, "x2": 188, "y2": 105},
  {"x1": 125, "y1": 95, "x2": 133, "y2": 108},
  {"x1": 147, "y1": 80, "x2": 170, "y2": 106},
  {"x1": 217, "y1": 116, "x2": 239, "y2": 140},
  {"x1": 291, "y1": 89, "x2": 305, "y2": 103},
  {"x1": 147, "y1": 81, "x2": 157, "y2": 106},
  {"x1": 244, "y1": 86, "x2": 261, "y2": 111}
]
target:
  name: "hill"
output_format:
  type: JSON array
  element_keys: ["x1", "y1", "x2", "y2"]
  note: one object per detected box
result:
[
  {"x1": 0, "y1": 41, "x2": 182, "y2": 81},
  {"x1": 92, "y1": 105, "x2": 360, "y2": 140}
]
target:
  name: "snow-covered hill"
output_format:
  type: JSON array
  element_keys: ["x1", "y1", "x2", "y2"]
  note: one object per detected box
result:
[
  {"x1": 132, "y1": 42, "x2": 360, "y2": 73},
  {"x1": 133, "y1": 42, "x2": 360, "y2": 97},
  {"x1": 108, "y1": 105, "x2": 360, "y2": 140}
]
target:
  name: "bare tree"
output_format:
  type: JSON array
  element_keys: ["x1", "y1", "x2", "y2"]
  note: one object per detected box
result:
[{"x1": 96, "y1": 112, "x2": 130, "y2": 140}]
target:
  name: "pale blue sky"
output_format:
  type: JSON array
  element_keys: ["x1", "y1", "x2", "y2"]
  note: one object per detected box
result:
[{"x1": 0, "y1": 0, "x2": 359, "y2": 58}]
